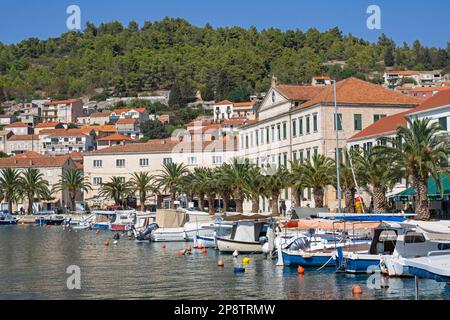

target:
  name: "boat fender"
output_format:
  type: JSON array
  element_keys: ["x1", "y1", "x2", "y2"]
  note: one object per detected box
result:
[
  {"x1": 232, "y1": 250, "x2": 239, "y2": 257},
  {"x1": 243, "y1": 257, "x2": 250, "y2": 264}
]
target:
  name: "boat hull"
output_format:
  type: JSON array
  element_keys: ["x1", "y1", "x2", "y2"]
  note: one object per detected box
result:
[
  {"x1": 0, "y1": 220, "x2": 18, "y2": 225},
  {"x1": 282, "y1": 250, "x2": 336, "y2": 268},
  {"x1": 35, "y1": 219, "x2": 64, "y2": 226},
  {"x1": 195, "y1": 235, "x2": 216, "y2": 248},
  {"x1": 110, "y1": 224, "x2": 131, "y2": 232},
  {"x1": 151, "y1": 228, "x2": 187, "y2": 242},
  {"x1": 344, "y1": 254, "x2": 380, "y2": 273},
  {"x1": 216, "y1": 237, "x2": 263, "y2": 254},
  {"x1": 92, "y1": 223, "x2": 110, "y2": 230}
]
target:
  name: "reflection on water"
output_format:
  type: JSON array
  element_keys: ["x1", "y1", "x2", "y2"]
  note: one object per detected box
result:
[{"x1": 0, "y1": 225, "x2": 449, "y2": 300}]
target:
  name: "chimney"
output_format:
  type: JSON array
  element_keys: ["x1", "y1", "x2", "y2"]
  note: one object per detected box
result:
[{"x1": 271, "y1": 75, "x2": 278, "y2": 87}]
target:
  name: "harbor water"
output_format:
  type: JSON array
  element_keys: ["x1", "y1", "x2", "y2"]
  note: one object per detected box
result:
[{"x1": 1, "y1": 225, "x2": 449, "y2": 300}]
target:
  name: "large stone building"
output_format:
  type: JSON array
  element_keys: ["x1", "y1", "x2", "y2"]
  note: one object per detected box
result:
[{"x1": 237, "y1": 77, "x2": 421, "y2": 211}]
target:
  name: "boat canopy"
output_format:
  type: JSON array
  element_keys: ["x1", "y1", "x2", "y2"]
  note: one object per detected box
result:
[
  {"x1": 222, "y1": 214, "x2": 275, "y2": 222},
  {"x1": 280, "y1": 219, "x2": 381, "y2": 231},
  {"x1": 155, "y1": 209, "x2": 187, "y2": 228}
]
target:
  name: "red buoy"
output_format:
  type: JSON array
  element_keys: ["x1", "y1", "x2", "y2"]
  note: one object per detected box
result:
[{"x1": 297, "y1": 266, "x2": 305, "y2": 274}]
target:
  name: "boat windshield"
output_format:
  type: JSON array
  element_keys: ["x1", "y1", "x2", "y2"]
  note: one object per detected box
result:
[{"x1": 287, "y1": 237, "x2": 310, "y2": 251}]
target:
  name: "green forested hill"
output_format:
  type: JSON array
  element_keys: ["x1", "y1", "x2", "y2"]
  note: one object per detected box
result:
[{"x1": 0, "y1": 17, "x2": 449, "y2": 103}]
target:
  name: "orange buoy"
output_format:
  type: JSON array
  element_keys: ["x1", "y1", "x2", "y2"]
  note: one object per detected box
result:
[
  {"x1": 188, "y1": 245, "x2": 192, "y2": 252},
  {"x1": 104, "y1": 240, "x2": 110, "y2": 246},
  {"x1": 217, "y1": 260, "x2": 224, "y2": 267},
  {"x1": 161, "y1": 243, "x2": 166, "y2": 249},
  {"x1": 197, "y1": 244, "x2": 203, "y2": 250},
  {"x1": 352, "y1": 285, "x2": 362, "y2": 295},
  {"x1": 297, "y1": 266, "x2": 305, "y2": 275},
  {"x1": 178, "y1": 249, "x2": 185, "y2": 256}
]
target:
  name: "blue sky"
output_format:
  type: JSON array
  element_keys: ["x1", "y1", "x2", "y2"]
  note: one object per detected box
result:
[{"x1": 0, "y1": 0, "x2": 449, "y2": 47}]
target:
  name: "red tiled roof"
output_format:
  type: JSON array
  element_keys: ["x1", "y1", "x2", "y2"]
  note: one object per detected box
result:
[
  {"x1": 348, "y1": 112, "x2": 409, "y2": 142},
  {"x1": 313, "y1": 76, "x2": 331, "y2": 80},
  {"x1": 0, "y1": 155, "x2": 71, "y2": 168},
  {"x1": 90, "y1": 139, "x2": 237, "y2": 155},
  {"x1": 215, "y1": 100, "x2": 233, "y2": 105},
  {"x1": 116, "y1": 118, "x2": 137, "y2": 125},
  {"x1": 43, "y1": 99, "x2": 79, "y2": 105},
  {"x1": 35, "y1": 122, "x2": 61, "y2": 128},
  {"x1": 348, "y1": 89, "x2": 450, "y2": 141},
  {"x1": 7, "y1": 134, "x2": 39, "y2": 141},
  {"x1": 11, "y1": 151, "x2": 43, "y2": 159},
  {"x1": 97, "y1": 134, "x2": 134, "y2": 141},
  {"x1": 90, "y1": 111, "x2": 111, "y2": 118},
  {"x1": 233, "y1": 102, "x2": 255, "y2": 108},
  {"x1": 6, "y1": 122, "x2": 29, "y2": 128},
  {"x1": 75, "y1": 162, "x2": 84, "y2": 170},
  {"x1": 276, "y1": 85, "x2": 325, "y2": 101},
  {"x1": 385, "y1": 71, "x2": 419, "y2": 76},
  {"x1": 223, "y1": 118, "x2": 247, "y2": 126},
  {"x1": 83, "y1": 125, "x2": 117, "y2": 133},
  {"x1": 111, "y1": 108, "x2": 146, "y2": 114},
  {"x1": 397, "y1": 86, "x2": 450, "y2": 93},
  {"x1": 299, "y1": 77, "x2": 422, "y2": 109},
  {"x1": 49, "y1": 128, "x2": 93, "y2": 138}
]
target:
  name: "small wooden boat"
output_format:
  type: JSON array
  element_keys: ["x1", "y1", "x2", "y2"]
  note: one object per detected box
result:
[{"x1": 216, "y1": 220, "x2": 269, "y2": 254}]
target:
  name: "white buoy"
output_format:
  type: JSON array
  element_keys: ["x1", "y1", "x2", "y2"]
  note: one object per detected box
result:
[
  {"x1": 276, "y1": 245, "x2": 284, "y2": 266},
  {"x1": 232, "y1": 250, "x2": 239, "y2": 257},
  {"x1": 113, "y1": 240, "x2": 118, "y2": 245}
]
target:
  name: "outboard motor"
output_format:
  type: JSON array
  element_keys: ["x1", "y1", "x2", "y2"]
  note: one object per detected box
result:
[{"x1": 136, "y1": 223, "x2": 159, "y2": 241}]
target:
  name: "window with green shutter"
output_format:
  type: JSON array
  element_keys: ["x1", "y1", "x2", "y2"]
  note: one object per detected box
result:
[
  {"x1": 334, "y1": 113, "x2": 342, "y2": 131},
  {"x1": 313, "y1": 114, "x2": 318, "y2": 132},
  {"x1": 292, "y1": 119, "x2": 297, "y2": 137},
  {"x1": 354, "y1": 114, "x2": 362, "y2": 131}
]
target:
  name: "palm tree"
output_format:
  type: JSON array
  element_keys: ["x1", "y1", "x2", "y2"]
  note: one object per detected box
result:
[
  {"x1": 302, "y1": 154, "x2": 335, "y2": 208},
  {"x1": 215, "y1": 165, "x2": 234, "y2": 212},
  {"x1": 244, "y1": 165, "x2": 266, "y2": 213},
  {"x1": 335, "y1": 148, "x2": 360, "y2": 213},
  {"x1": 263, "y1": 165, "x2": 290, "y2": 215},
  {"x1": 54, "y1": 168, "x2": 92, "y2": 212},
  {"x1": 358, "y1": 149, "x2": 402, "y2": 213},
  {"x1": 99, "y1": 176, "x2": 133, "y2": 207},
  {"x1": 129, "y1": 172, "x2": 158, "y2": 212},
  {"x1": 19, "y1": 168, "x2": 51, "y2": 215},
  {"x1": 203, "y1": 168, "x2": 220, "y2": 215},
  {"x1": 189, "y1": 168, "x2": 209, "y2": 211},
  {"x1": 375, "y1": 118, "x2": 450, "y2": 220},
  {"x1": 289, "y1": 160, "x2": 307, "y2": 208},
  {"x1": 155, "y1": 162, "x2": 188, "y2": 209},
  {"x1": 221, "y1": 158, "x2": 251, "y2": 213},
  {"x1": 0, "y1": 168, "x2": 22, "y2": 214}
]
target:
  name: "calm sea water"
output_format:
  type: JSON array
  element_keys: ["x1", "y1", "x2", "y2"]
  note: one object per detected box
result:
[{"x1": 0, "y1": 225, "x2": 449, "y2": 300}]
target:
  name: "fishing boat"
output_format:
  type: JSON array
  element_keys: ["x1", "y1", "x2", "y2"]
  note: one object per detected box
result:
[
  {"x1": 0, "y1": 211, "x2": 19, "y2": 225},
  {"x1": 281, "y1": 234, "x2": 370, "y2": 267},
  {"x1": 110, "y1": 210, "x2": 136, "y2": 231},
  {"x1": 338, "y1": 224, "x2": 401, "y2": 273},
  {"x1": 35, "y1": 214, "x2": 65, "y2": 226},
  {"x1": 91, "y1": 211, "x2": 116, "y2": 230},
  {"x1": 69, "y1": 214, "x2": 96, "y2": 230},
  {"x1": 216, "y1": 218, "x2": 271, "y2": 254},
  {"x1": 194, "y1": 220, "x2": 234, "y2": 248}
]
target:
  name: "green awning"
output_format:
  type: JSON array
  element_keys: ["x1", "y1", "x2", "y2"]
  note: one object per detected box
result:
[{"x1": 394, "y1": 173, "x2": 450, "y2": 201}]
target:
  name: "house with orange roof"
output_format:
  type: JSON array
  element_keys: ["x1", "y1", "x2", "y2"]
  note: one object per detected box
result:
[
  {"x1": 383, "y1": 70, "x2": 420, "y2": 87},
  {"x1": 76, "y1": 111, "x2": 112, "y2": 126},
  {"x1": 34, "y1": 122, "x2": 66, "y2": 134},
  {"x1": 0, "y1": 153, "x2": 78, "y2": 213},
  {"x1": 312, "y1": 76, "x2": 332, "y2": 86},
  {"x1": 115, "y1": 118, "x2": 141, "y2": 139},
  {"x1": 110, "y1": 107, "x2": 149, "y2": 123},
  {"x1": 396, "y1": 86, "x2": 450, "y2": 100},
  {"x1": 5, "y1": 122, "x2": 33, "y2": 135},
  {"x1": 41, "y1": 99, "x2": 83, "y2": 123},
  {"x1": 5, "y1": 134, "x2": 40, "y2": 155},
  {"x1": 41, "y1": 128, "x2": 96, "y2": 156},
  {"x1": 213, "y1": 100, "x2": 257, "y2": 122},
  {"x1": 97, "y1": 134, "x2": 138, "y2": 150},
  {"x1": 238, "y1": 77, "x2": 421, "y2": 212}
]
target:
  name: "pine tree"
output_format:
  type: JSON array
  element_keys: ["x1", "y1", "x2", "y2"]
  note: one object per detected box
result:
[
  {"x1": 384, "y1": 46, "x2": 395, "y2": 67},
  {"x1": 168, "y1": 82, "x2": 182, "y2": 108}
]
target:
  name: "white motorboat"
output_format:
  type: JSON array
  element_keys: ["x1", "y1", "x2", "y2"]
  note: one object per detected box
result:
[
  {"x1": 404, "y1": 251, "x2": 450, "y2": 283},
  {"x1": 216, "y1": 219, "x2": 271, "y2": 254},
  {"x1": 380, "y1": 222, "x2": 450, "y2": 277},
  {"x1": 194, "y1": 220, "x2": 234, "y2": 248},
  {"x1": 150, "y1": 209, "x2": 215, "y2": 242}
]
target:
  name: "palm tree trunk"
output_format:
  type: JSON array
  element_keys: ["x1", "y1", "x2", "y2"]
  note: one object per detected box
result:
[
  {"x1": 70, "y1": 192, "x2": 76, "y2": 212},
  {"x1": 313, "y1": 188, "x2": 324, "y2": 208},
  {"x1": 235, "y1": 199, "x2": 244, "y2": 213},
  {"x1": 198, "y1": 193, "x2": 205, "y2": 211},
  {"x1": 222, "y1": 194, "x2": 230, "y2": 212},
  {"x1": 140, "y1": 192, "x2": 146, "y2": 212},
  {"x1": 271, "y1": 192, "x2": 280, "y2": 216},
  {"x1": 8, "y1": 201, "x2": 13, "y2": 215},
  {"x1": 208, "y1": 195, "x2": 215, "y2": 215},
  {"x1": 251, "y1": 195, "x2": 259, "y2": 213},
  {"x1": 170, "y1": 192, "x2": 176, "y2": 209},
  {"x1": 28, "y1": 194, "x2": 33, "y2": 215},
  {"x1": 416, "y1": 177, "x2": 430, "y2": 220},
  {"x1": 373, "y1": 186, "x2": 387, "y2": 214},
  {"x1": 291, "y1": 188, "x2": 301, "y2": 208},
  {"x1": 344, "y1": 188, "x2": 355, "y2": 213}
]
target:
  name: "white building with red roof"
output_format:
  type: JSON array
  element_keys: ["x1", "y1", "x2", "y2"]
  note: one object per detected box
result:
[
  {"x1": 213, "y1": 100, "x2": 256, "y2": 122},
  {"x1": 41, "y1": 99, "x2": 84, "y2": 123}
]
